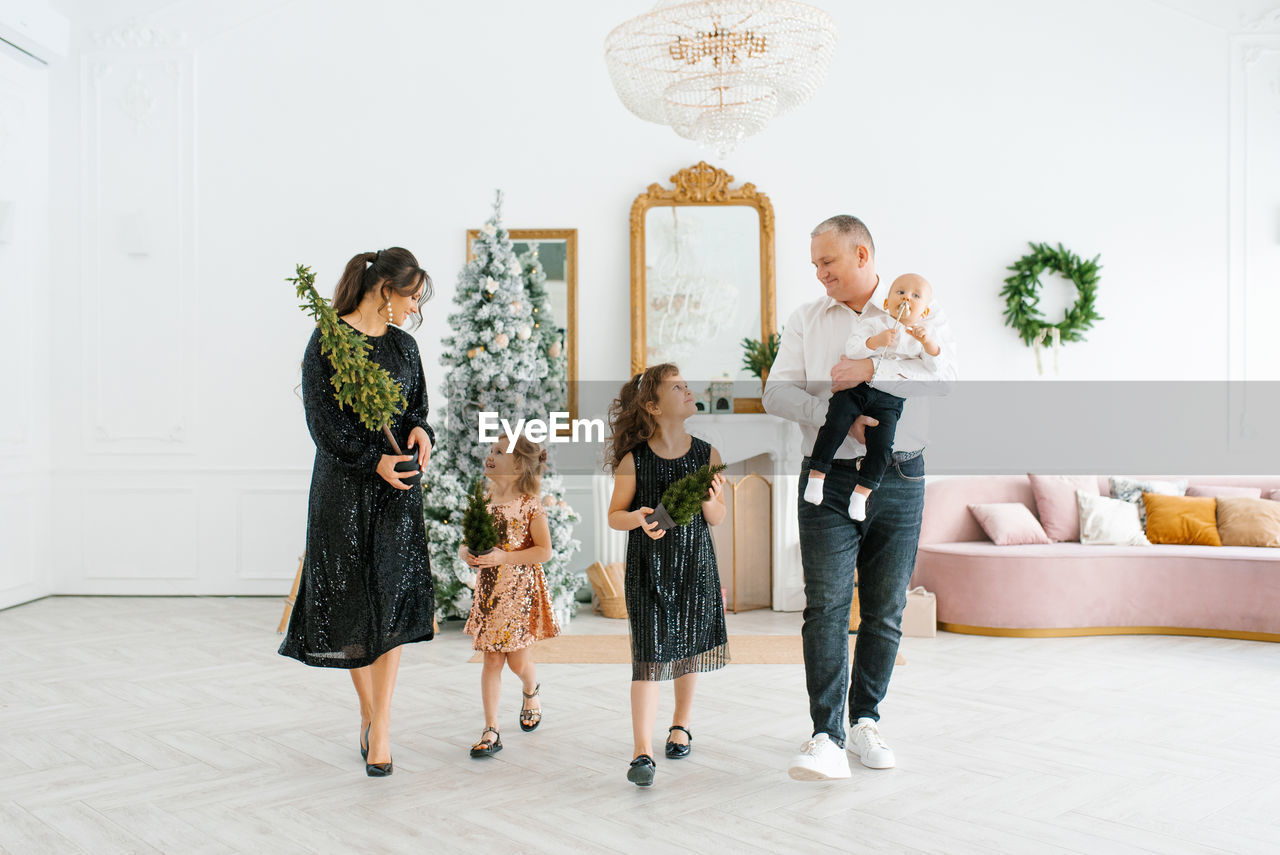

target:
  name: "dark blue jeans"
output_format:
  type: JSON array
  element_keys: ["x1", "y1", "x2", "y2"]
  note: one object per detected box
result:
[{"x1": 798, "y1": 452, "x2": 925, "y2": 747}]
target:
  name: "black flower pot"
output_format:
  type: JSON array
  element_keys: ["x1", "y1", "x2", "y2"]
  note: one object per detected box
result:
[
  {"x1": 644, "y1": 503, "x2": 676, "y2": 532},
  {"x1": 467, "y1": 547, "x2": 495, "y2": 558},
  {"x1": 394, "y1": 455, "x2": 422, "y2": 486}
]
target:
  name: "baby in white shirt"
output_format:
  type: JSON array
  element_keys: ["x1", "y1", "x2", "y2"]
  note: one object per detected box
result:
[{"x1": 804, "y1": 273, "x2": 942, "y2": 520}]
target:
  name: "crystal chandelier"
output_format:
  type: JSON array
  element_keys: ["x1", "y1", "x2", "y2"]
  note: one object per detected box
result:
[{"x1": 604, "y1": 0, "x2": 838, "y2": 156}]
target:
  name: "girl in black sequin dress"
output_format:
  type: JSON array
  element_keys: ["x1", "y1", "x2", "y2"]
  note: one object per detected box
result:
[
  {"x1": 279, "y1": 248, "x2": 436, "y2": 777},
  {"x1": 606, "y1": 363, "x2": 729, "y2": 787}
]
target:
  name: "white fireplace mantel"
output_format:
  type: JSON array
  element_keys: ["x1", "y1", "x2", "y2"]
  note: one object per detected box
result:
[{"x1": 591, "y1": 413, "x2": 807, "y2": 611}]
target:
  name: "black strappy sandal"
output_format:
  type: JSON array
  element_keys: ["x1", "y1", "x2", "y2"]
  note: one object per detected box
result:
[
  {"x1": 469, "y1": 727, "x2": 503, "y2": 758},
  {"x1": 626, "y1": 754, "x2": 656, "y2": 787},
  {"x1": 519, "y1": 684, "x2": 542, "y2": 732},
  {"x1": 665, "y1": 725, "x2": 692, "y2": 759}
]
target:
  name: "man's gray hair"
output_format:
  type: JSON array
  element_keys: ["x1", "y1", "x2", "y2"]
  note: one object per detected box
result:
[{"x1": 811, "y1": 215, "x2": 875, "y2": 256}]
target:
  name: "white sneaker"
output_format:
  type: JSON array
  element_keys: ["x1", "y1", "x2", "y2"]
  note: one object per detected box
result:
[
  {"x1": 803, "y1": 477, "x2": 825, "y2": 505},
  {"x1": 848, "y1": 718, "x2": 895, "y2": 769},
  {"x1": 787, "y1": 733, "x2": 851, "y2": 781},
  {"x1": 848, "y1": 491, "x2": 868, "y2": 521}
]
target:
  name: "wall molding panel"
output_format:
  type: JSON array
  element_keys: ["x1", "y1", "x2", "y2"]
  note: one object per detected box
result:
[
  {"x1": 1227, "y1": 24, "x2": 1280, "y2": 448},
  {"x1": 235, "y1": 487, "x2": 307, "y2": 582},
  {"x1": 79, "y1": 486, "x2": 199, "y2": 583},
  {"x1": 0, "y1": 66, "x2": 36, "y2": 454},
  {"x1": 79, "y1": 21, "x2": 195, "y2": 455}
]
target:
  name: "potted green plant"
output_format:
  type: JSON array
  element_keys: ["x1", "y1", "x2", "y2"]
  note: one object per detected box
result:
[
  {"x1": 462, "y1": 479, "x2": 501, "y2": 557},
  {"x1": 740, "y1": 331, "x2": 782, "y2": 392},
  {"x1": 644, "y1": 463, "x2": 728, "y2": 532},
  {"x1": 290, "y1": 264, "x2": 420, "y2": 484}
]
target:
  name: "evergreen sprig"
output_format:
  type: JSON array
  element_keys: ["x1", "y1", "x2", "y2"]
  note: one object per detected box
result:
[
  {"x1": 999, "y1": 242, "x2": 1104, "y2": 346},
  {"x1": 291, "y1": 264, "x2": 408, "y2": 451},
  {"x1": 740, "y1": 332, "x2": 782, "y2": 379},
  {"x1": 461, "y1": 480, "x2": 500, "y2": 553},
  {"x1": 659, "y1": 463, "x2": 728, "y2": 527}
]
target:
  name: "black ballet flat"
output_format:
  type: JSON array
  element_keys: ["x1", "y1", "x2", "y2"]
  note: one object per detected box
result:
[
  {"x1": 360, "y1": 724, "x2": 370, "y2": 761},
  {"x1": 519, "y1": 684, "x2": 542, "y2": 732},
  {"x1": 665, "y1": 725, "x2": 692, "y2": 759},
  {"x1": 627, "y1": 754, "x2": 656, "y2": 787},
  {"x1": 365, "y1": 758, "x2": 393, "y2": 777},
  {"x1": 470, "y1": 727, "x2": 503, "y2": 758}
]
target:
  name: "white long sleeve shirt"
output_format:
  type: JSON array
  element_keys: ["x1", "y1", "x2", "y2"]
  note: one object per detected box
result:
[{"x1": 763, "y1": 289, "x2": 958, "y2": 460}]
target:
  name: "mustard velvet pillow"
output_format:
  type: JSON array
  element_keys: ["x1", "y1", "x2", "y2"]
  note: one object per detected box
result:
[
  {"x1": 1142, "y1": 493, "x2": 1220, "y2": 546},
  {"x1": 1216, "y1": 497, "x2": 1280, "y2": 548}
]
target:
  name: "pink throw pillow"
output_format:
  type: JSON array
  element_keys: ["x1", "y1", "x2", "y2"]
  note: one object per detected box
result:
[
  {"x1": 1028, "y1": 474, "x2": 1099, "y2": 542},
  {"x1": 969, "y1": 503, "x2": 1052, "y2": 546},
  {"x1": 1186, "y1": 485, "x2": 1263, "y2": 499},
  {"x1": 1266, "y1": 489, "x2": 1280, "y2": 502}
]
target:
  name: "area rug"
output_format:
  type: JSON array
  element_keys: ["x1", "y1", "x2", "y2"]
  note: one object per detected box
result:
[{"x1": 469, "y1": 634, "x2": 905, "y2": 665}]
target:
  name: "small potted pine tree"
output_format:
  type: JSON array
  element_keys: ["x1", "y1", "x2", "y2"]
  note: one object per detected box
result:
[
  {"x1": 291, "y1": 264, "x2": 420, "y2": 484},
  {"x1": 644, "y1": 463, "x2": 728, "y2": 532},
  {"x1": 462, "y1": 479, "x2": 501, "y2": 557}
]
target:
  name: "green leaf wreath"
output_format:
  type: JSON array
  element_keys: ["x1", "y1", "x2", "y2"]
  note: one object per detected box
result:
[
  {"x1": 1000, "y1": 242, "x2": 1103, "y2": 346},
  {"x1": 290, "y1": 264, "x2": 409, "y2": 454}
]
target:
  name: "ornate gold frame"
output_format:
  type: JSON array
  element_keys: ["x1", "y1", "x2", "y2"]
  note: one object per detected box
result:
[
  {"x1": 629, "y1": 161, "x2": 776, "y2": 375},
  {"x1": 466, "y1": 228, "x2": 578, "y2": 422}
]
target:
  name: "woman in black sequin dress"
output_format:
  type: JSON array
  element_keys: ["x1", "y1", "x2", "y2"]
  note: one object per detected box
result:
[
  {"x1": 279, "y1": 247, "x2": 436, "y2": 777},
  {"x1": 606, "y1": 363, "x2": 729, "y2": 787}
]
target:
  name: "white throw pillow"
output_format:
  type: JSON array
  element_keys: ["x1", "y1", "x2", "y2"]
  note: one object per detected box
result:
[{"x1": 1077, "y1": 490, "x2": 1151, "y2": 546}]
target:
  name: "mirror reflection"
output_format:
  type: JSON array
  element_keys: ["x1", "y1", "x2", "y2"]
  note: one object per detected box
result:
[
  {"x1": 467, "y1": 229, "x2": 577, "y2": 420},
  {"x1": 644, "y1": 205, "x2": 761, "y2": 381}
]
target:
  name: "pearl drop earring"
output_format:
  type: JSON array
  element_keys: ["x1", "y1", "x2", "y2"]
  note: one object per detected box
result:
[{"x1": 385, "y1": 301, "x2": 393, "y2": 323}]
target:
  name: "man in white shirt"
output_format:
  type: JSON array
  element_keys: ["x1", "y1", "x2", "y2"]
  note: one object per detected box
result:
[{"x1": 763, "y1": 215, "x2": 957, "y2": 780}]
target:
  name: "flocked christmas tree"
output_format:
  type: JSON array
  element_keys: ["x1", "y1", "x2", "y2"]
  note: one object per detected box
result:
[{"x1": 422, "y1": 191, "x2": 581, "y2": 619}]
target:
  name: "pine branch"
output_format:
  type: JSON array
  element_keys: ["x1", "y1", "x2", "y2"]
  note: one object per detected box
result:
[{"x1": 290, "y1": 264, "x2": 407, "y2": 449}]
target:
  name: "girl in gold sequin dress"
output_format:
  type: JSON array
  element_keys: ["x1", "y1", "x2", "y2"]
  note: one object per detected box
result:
[{"x1": 460, "y1": 436, "x2": 560, "y2": 758}]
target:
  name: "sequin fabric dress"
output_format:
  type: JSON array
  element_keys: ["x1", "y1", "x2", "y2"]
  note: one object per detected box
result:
[
  {"x1": 279, "y1": 322, "x2": 436, "y2": 669},
  {"x1": 625, "y1": 438, "x2": 729, "y2": 681},
  {"x1": 465, "y1": 495, "x2": 561, "y2": 651}
]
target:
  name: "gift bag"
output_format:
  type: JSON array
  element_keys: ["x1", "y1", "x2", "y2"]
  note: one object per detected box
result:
[{"x1": 902, "y1": 586, "x2": 936, "y2": 637}]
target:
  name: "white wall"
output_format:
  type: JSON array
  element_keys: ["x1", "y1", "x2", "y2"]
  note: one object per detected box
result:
[
  {"x1": 0, "y1": 45, "x2": 53, "y2": 609},
  {"x1": 41, "y1": 0, "x2": 1280, "y2": 594}
]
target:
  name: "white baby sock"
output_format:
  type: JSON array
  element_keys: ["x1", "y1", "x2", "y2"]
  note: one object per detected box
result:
[
  {"x1": 848, "y1": 491, "x2": 868, "y2": 521},
  {"x1": 804, "y1": 477, "x2": 825, "y2": 505}
]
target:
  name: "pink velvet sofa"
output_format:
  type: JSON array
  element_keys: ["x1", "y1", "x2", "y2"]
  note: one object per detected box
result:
[{"x1": 910, "y1": 475, "x2": 1280, "y2": 641}]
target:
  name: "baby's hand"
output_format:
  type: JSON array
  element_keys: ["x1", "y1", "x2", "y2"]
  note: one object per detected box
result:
[
  {"x1": 905, "y1": 324, "x2": 941, "y2": 356},
  {"x1": 904, "y1": 324, "x2": 930, "y2": 342},
  {"x1": 866, "y1": 329, "x2": 898, "y2": 350}
]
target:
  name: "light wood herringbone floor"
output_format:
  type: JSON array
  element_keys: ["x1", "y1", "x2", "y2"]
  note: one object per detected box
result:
[{"x1": 1, "y1": 596, "x2": 1278, "y2": 854}]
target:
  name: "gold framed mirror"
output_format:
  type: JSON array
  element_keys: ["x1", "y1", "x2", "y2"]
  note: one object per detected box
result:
[
  {"x1": 466, "y1": 228, "x2": 578, "y2": 422},
  {"x1": 630, "y1": 162, "x2": 776, "y2": 381}
]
